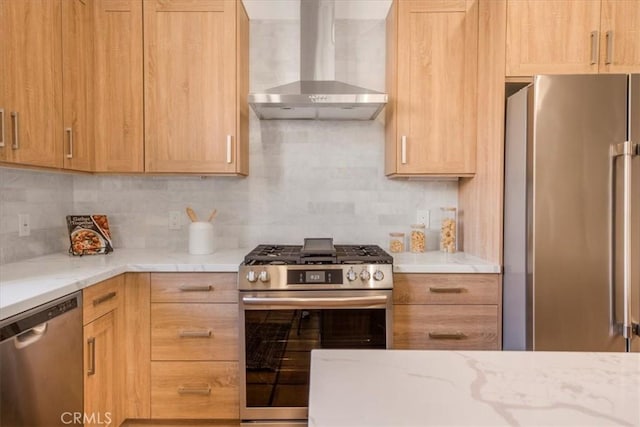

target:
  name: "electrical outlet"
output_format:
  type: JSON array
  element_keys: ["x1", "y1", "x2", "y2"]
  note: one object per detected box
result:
[
  {"x1": 416, "y1": 210, "x2": 430, "y2": 228},
  {"x1": 168, "y1": 211, "x2": 181, "y2": 230},
  {"x1": 18, "y1": 213, "x2": 30, "y2": 237}
]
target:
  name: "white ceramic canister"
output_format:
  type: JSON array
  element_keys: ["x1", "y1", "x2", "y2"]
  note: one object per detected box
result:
[{"x1": 188, "y1": 221, "x2": 215, "y2": 255}]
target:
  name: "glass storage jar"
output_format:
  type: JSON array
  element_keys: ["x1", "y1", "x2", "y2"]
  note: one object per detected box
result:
[
  {"x1": 389, "y1": 232, "x2": 405, "y2": 253},
  {"x1": 410, "y1": 224, "x2": 426, "y2": 253},
  {"x1": 440, "y1": 207, "x2": 457, "y2": 253}
]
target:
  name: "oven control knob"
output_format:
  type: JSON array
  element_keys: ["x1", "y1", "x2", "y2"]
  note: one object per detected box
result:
[
  {"x1": 373, "y1": 270, "x2": 385, "y2": 281},
  {"x1": 346, "y1": 268, "x2": 358, "y2": 281},
  {"x1": 360, "y1": 269, "x2": 371, "y2": 281},
  {"x1": 246, "y1": 270, "x2": 258, "y2": 283},
  {"x1": 259, "y1": 270, "x2": 270, "y2": 283}
]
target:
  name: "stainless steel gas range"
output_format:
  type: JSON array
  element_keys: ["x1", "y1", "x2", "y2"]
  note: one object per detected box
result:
[{"x1": 238, "y1": 238, "x2": 393, "y2": 424}]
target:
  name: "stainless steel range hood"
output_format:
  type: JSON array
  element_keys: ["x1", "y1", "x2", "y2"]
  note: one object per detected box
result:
[{"x1": 248, "y1": 0, "x2": 388, "y2": 120}]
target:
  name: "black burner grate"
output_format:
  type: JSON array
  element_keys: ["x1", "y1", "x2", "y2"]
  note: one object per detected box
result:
[{"x1": 243, "y1": 244, "x2": 393, "y2": 265}]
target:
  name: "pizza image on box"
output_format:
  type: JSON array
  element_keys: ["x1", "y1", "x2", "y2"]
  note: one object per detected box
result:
[{"x1": 66, "y1": 215, "x2": 114, "y2": 256}]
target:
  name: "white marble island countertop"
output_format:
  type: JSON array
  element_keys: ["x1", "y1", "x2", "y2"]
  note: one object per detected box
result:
[{"x1": 309, "y1": 349, "x2": 640, "y2": 427}]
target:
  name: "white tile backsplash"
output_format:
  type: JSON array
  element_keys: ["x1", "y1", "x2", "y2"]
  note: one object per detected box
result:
[
  {"x1": 0, "y1": 168, "x2": 73, "y2": 264},
  {"x1": 1, "y1": 18, "x2": 458, "y2": 264}
]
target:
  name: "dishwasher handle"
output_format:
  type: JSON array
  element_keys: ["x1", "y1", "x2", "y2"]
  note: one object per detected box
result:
[{"x1": 14, "y1": 323, "x2": 48, "y2": 349}]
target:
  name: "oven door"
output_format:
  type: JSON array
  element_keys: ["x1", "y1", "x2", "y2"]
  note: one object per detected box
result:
[{"x1": 239, "y1": 289, "x2": 393, "y2": 422}]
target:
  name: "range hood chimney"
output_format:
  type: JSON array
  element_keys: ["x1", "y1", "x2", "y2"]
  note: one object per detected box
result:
[{"x1": 248, "y1": 0, "x2": 388, "y2": 120}]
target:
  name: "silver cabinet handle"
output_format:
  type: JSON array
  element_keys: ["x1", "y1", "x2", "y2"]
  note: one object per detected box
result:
[
  {"x1": 177, "y1": 384, "x2": 211, "y2": 395},
  {"x1": 242, "y1": 295, "x2": 388, "y2": 309},
  {"x1": 178, "y1": 329, "x2": 212, "y2": 338},
  {"x1": 179, "y1": 285, "x2": 213, "y2": 292},
  {"x1": 0, "y1": 109, "x2": 5, "y2": 147},
  {"x1": 93, "y1": 291, "x2": 116, "y2": 306},
  {"x1": 401, "y1": 135, "x2": 407, "y2": 164},
  {"x1": 610, "y1": 141, "x2": 637, "y2": 339},
  {"x1": 428, "y1": 331, "x2": 467, "y2": 340},
  {"x1": 11, "y1": 112, "x2": 19, "y2": 150},
  {"x1": 87, "y1": 337, "x2": 96, "y2": 375},
  {"x1": 590, "y1": 31, "x2": 599, "y2": 65},
  {"x1": 605, "y1": 31, "x2": 613, "y2": 65},
  {"x1": 226, "y1": 134, "x2": 232, "y2": 164},
  {"x1": 429, "y1": 287, "x2": 466, "y2": 294},
  {"x1": 65, "y1": 127, "x2": 73, "y2": 159}
]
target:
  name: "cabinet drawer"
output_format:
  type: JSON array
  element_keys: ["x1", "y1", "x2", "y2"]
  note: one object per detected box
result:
[
  {"x1": 151, "y1": 361, "x2": 239, "y2": 419},
  {"x1": 83, "y1": 275, "x2": 123, "y2": 325},
  {"x1": 393, "y1": 305, "x2": 499, "y2": 350},
  {"x1": 393, "y1": 274, "x2": 500, "y2": 305},
  {"x1": 151, "y1": 273, "x2": 237, "y2": 303},
  {"x1": 151, "y1": 303, "x2": 238, "y2": 360}
]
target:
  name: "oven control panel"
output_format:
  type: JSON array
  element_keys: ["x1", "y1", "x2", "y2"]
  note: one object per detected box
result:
[{"x1": 238, "y1": 265, "x2": 393, "y2": 290}]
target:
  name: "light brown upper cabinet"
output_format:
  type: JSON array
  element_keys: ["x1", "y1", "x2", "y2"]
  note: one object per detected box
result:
[
  {"x1": 93, "y1": 0, "x2": 144, "y2": 173},
  {"x1": 144, "y1": 0, "x2": 249, "y2": 175},
  {"x1": 1, "y1": 1, "x2": 63, "y2": 169},
  {"x1": 62, "y1": 0, "x2": 94, "y2": 171},
  {"x1": 1, "y1": 0, "x2": 93, "y2": 171},
  {"x1": 1, "y1": 0, "x2": 142, "y2": 173},
  {"x1": 385, "y1": 0, "x2": 478, "y2": 178},
  {"x1": 599, "y1": 0, "x2": 640, "y2": 73},
  {"x1": 506, "y1": 0, "x2": 640, "y2": 77}
]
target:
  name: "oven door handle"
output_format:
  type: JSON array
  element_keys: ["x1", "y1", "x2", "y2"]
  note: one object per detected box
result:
[{"x1": 241, "y1": 294, "x2": 389, "y2": 309}]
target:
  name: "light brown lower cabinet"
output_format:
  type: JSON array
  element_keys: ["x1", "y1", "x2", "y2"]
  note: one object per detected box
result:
[
  {"x1": 82, "y1": 273, "x2": 239, "y2": 425},
  {"x1": 83, "y1": 276, "x2": 124, "y2": 427},
  {"x1": 151, "y1": 361, "x2": 239, "y2": 419},
  {"x1": 149, "y1": 273, "x2": 240, "y2": 421},
  {"x1": 393, "y1": 273, "x2": 502, "y2": 350}
]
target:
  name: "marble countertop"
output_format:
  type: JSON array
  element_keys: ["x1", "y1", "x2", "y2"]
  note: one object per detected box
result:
[
  {"x1": 309, "y1": 349, "x2": 640, "y2": 427},
  {"x1": 0, "y1": 248, "x2": 246, "y2": 320},
  {"x1": 0, "y1": 248, "x2": 499, "y2": 320},
  {"x1": 392, "y1": 251, "x2": 500, "y2": 274}
]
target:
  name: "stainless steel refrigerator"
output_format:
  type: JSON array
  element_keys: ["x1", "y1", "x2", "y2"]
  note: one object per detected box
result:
[{"x1": 503, "y1": 74, "x2": 639, "y2": 352}]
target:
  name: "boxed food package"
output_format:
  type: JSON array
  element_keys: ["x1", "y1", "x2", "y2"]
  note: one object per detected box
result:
[{"x1": 66, "y1": 215, "x2": 114, "y2": 256}]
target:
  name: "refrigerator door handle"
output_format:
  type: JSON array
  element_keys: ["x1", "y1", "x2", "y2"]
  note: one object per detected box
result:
[{"x1": 610, "y1": 141, "x2": 637, "y2": 339}]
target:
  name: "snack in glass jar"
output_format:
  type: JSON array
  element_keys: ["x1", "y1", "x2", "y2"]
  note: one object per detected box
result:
[
  {"x1": 440, "y1": 207, "x2": 457, "y2": 253},
  {"x1": 389, "y1": 232, "x2": 405, "y2": 253},
  {"x1": 410, "y1": 224, "x2": 426, "y2": 253}
]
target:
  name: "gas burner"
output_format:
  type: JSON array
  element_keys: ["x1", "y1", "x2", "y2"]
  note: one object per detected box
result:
[{"x1": 243, "y1": 240, "x2": 393, "y2": 266}]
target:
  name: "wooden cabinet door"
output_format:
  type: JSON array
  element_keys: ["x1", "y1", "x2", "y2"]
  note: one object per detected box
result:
[
  {"x1": 93, "y1": 0, "x2": 144, "y2": 172},
  {"x1": 2, "y1": 0, "x2": 63, "y2": 168},
  {"x1": 62, "y1": 0, "x2": 94, "y2": 171},
  {"x1": 0, "y1": 1, "x2": 6, "y2": 163},
  {"x1": 600, "y1": 0, "x2": 640, "y2": 73},
  {"x1": 144, "y1": 0, "x2": 238, "y2": 173},
  {"x1": 389, "y1": 0, "x2": 477, "y2": 176},
  {"x1": 506, "y1": 0, "x2": 601, "y2": 76},
  {"x1": 84, "y1": 310, "x2": 120, "y2": 427}
]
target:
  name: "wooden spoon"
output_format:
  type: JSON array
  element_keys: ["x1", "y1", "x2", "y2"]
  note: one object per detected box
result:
[
  {"x1": 207, "y1": 209, "x2": 218, "y2": 222},
  {"x1": 186, "y1": 207, "x2": 198, "y2": 222}
]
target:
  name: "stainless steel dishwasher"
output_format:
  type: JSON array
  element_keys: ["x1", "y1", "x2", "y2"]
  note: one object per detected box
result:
[{"x1": 0, "y1": 292, "x2": 83, "y2": 426}]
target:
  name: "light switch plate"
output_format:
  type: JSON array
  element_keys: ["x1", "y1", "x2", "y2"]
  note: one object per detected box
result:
[
  {"x1": 168, "y1": 211, "x2": 181, "y2": 230},
  {"x1": 18, "y1": 213, "x2": 30, "y2": 237},
  {"x1": 416, "y1": 210, "x2": 430, "y2": 228}
]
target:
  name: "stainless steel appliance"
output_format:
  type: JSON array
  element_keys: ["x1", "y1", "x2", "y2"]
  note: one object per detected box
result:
[
  {"x1": 248, "y1": 0, "x2": 388, "y2": 120},
  {"x1": 0, "y1": 292, "x2": 83, "y2": 426},
  {"x1": 503, "y1": 74, "x2": 639, "y2": 351},
  {"x1": 239, "y1": 238, "x2": 393, "y2": 424}
]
